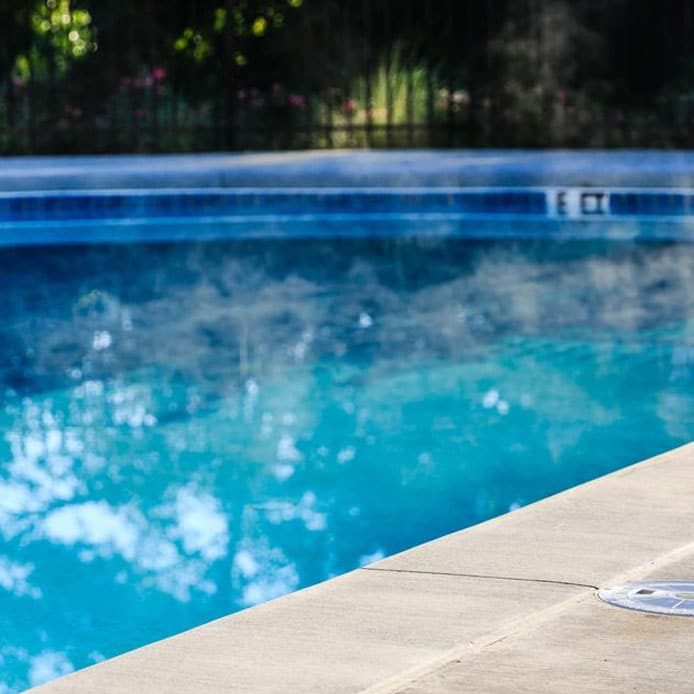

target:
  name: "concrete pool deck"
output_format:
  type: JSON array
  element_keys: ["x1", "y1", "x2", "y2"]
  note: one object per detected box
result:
[
  {"x1": 33, "y1": 442, "x2": 694, "y2": 693},
  {"x1": 3, "y1": 150, "x2": 694, "y2": 190}
]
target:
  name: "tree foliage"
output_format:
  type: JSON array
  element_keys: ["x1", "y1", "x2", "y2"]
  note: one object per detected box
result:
[{"x1": 1, "y1": 0, "x2": 693, "y2": 151}]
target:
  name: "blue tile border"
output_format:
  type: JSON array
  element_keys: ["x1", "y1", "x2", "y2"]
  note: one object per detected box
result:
[
  {"x1": 2, "y1": 186, "x2": 694, "y2": 220},
  {"x1": 0, "y1": 188, "x2": 550, "y2": 223},
  {"x1": 1, "y1": 177, "x2": 694, "y2": 244}
]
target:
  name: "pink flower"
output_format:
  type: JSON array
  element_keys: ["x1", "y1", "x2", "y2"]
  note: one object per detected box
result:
[
  {"x1": 343, "y1": 98, "x2": 357, "y2": 114},
  {"x1": 64, "y1": 105, "x2": 83, "y2": 118},
  {"x1": 152, "y1": 67, "x2": 167, "y2": 82},
  {"x1": 288, "y1": 93, "x2": 306, "y2": 109}
]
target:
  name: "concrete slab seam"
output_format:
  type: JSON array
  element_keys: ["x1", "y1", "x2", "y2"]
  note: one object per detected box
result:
[{"x1": 361, "y1": 567, "x2": 599, "y2": 591}]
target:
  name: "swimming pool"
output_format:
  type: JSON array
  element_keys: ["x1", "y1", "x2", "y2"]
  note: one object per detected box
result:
[{"x1": 0, "y1": 232, "x2": 692, "y2": 691}]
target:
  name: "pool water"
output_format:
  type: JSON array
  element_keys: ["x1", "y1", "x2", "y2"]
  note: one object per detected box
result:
[{"x1": 0, "y1": 237, "x2": 693, "y2": 691}]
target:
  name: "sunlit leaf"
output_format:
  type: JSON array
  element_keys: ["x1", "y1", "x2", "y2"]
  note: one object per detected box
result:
[
  {"x1": 213, "y1": 8, "x2": 227, "y2": 33},
  {"x1": 251, "y1": 16, "x2": 267, "y2": 37}
]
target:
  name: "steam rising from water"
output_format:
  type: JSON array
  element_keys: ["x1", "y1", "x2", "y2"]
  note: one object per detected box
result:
[{"x1": 2, "y1": 240, "x2": 692, "y2": 394}]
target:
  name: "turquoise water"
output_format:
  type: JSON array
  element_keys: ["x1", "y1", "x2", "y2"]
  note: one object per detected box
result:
[{"x1": 0, "y1": 238, "x2": 693, "y2": 690}]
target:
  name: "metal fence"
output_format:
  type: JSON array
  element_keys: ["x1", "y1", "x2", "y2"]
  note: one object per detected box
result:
[{"x1": 1, "y1": 0, "x2": 693, "y2": 154}]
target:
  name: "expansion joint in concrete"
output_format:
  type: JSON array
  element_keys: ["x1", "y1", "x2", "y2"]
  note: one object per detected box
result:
[{"x1": 361, "y1": 566, "x2": 599, "y2": 591}]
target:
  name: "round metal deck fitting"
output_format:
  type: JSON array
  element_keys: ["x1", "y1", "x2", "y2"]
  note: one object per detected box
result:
[{"x1": 598, "y1": 581, "x2": 694, "y2": 617}]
